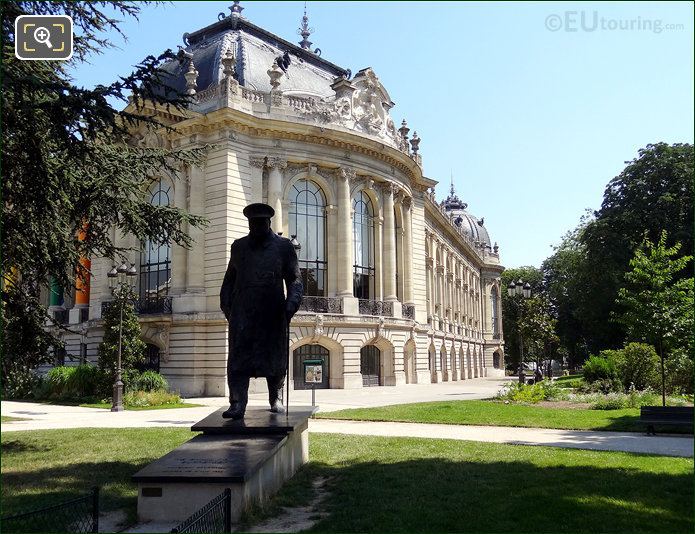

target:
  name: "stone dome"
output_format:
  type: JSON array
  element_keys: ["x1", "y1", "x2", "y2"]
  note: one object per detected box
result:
[{"x1": 441, "y1": 184, "x2": 492, "y2": 247}]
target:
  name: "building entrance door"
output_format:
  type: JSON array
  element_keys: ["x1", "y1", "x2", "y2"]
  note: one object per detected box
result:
[
  {"x1": 360, "y1": 345, "x2": 381, "y2": 387},
  {"x1": 293, "y1": 344, "x2": 330, "y2": 390}
]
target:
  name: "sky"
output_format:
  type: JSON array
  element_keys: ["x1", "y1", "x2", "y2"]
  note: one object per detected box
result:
[{"x1": 68, "y1": 1, "x2": 694, "y2": 269}]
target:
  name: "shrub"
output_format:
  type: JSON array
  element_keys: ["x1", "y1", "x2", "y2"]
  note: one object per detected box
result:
[
  {"x1": 579, "y1": 378, "x2": 623, "y2": 394},
  {"x1": 582, "y1": 354, "x2": 618, "y2": 383},
  {"x1": 2, "y1": 368, "x2": 42, "y2": 399},
  {"x1": 124, "y1": 389, "x2": 181, "y2": 407},
  {"x1": 131, "y1": 371, "x2": 168, "y2": 392},
  {"x1": 591, "y1": 388, "x2": 661, "y2": 410},
  {"x1": 497, "y1": 380, "x2": 561, "y2": 404},
  {"x1": 616, "y1": 343, "x2": 660, "y2": 392},
  {"x1": 666, "y1": 350, "x2": 694, "y2": 395},
  {"x1": 32, "y1": 365, "x2": 105, "y2": 400}
]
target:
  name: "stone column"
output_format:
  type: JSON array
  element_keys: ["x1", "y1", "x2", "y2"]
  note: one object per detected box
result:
[
  {"x1": 170, "y1": 170, "x2": 188, "y2": 297},
  {"x1": 186, "y1": 165, "x2": 206, "y2": 294},
  {"x1": 382, "y1": 183, "x2": 397, "y2": 302},
  {"x1": 402, "y1": 197, "x2": 414, "y2": 305},
  {"x1": 248, "y1": 155, "x2": 265, "y2": 204},
  {"x1": 337, "y1": 167, "x2": 357, "y2": 314},
  {"x1": 267, "y1": 157, "x2": 287, "y2": 233}
]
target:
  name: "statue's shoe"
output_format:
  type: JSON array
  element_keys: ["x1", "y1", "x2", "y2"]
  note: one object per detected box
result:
[
  {"x1": 270, "y1": 401, "x2": 285, "y2": 414},
  {"x1": 222, "y1": 405, "x2": 246, "y2": 420}
]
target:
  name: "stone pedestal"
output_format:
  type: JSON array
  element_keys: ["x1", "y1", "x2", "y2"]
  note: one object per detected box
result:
[{"x1": 132, "y1": 406, "x2": 316, "y2": 523}]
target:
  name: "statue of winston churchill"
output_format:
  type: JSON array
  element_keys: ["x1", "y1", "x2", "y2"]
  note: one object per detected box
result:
[{"x1": 219, "y1": 203, "x2": 303, "y2": 420}]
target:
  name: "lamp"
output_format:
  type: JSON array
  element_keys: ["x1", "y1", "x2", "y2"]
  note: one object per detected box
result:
[{"x1": 509, "y1": 279, "x2": 533, "y2": 384}]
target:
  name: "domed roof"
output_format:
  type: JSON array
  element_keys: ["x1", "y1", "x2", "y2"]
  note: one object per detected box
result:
[
  {"x1": 441, "y1": 183, "x2": 492, "y2": 247},
  {"x1": 157, "y1": 5, "x2": 349, "y2": 99}
]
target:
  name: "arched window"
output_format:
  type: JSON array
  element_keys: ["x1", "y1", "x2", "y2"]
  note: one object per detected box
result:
[
  {"x1": 289, "y1": 179, "x2": 327, "y2": 296},
  {"x1": 491, "y1": 286, "x2": 499, "y2": 336},
  {"x1": 140, "y1": 178, "x2": 171, "y2": 301},
  {"x1": 353, "y1": 190, "x2": 375, "y2": 299}
]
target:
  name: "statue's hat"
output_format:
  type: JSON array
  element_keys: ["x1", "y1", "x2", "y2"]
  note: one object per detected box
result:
[{"x1": 243, "y1": 203, "x2": 275, "y2": 219}]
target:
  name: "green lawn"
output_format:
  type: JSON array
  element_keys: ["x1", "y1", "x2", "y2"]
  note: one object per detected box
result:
[
  {"x1": 317, "y1": 400, "x2": 690, "y2": 433},
  {"x1": 2, "y1": 428, "x2": 692, "y2": 533},
  {"x1": 554, "y1": 373, "x2": 584, "y2": 389},
  {"x1": 78, "y1": 401, "x2": 204, "y2": 410},
  {"x1": 1, "y1": 416, "x2": 28, "y2": 423}
]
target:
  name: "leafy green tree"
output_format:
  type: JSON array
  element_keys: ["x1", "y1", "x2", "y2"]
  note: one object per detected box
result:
[
  {"x1": 518, "y1": 294, "x2": 560, "y2": 371},
  {"x1": 614, "y1": 231, "x2": 694, "y2": 404},
  {"x1": 1, "y1": 1, "x2": 207, "y2": 389},
  {"x1": 97, "y1": 285, "x2": 146, "y2": 391},
  {"x1": 501, "y1": 267, "x2": 544, "y2": 372},
  {"x1": 542, "y1": 213, "x2": 593, "y2": 369},
  {"x1": 580, "y1": 143, "x2": 693, "y2": 353}
]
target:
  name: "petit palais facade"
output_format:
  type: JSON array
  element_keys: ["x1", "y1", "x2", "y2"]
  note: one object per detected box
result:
[{"x1": 46, "y1": 4, "x2": 506, "y2": 396}]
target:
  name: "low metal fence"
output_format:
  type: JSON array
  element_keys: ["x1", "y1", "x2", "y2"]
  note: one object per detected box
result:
[
  {"x1": 1, "y1": 487, "x2": 99, "y2": 533},
  {"x1": 171, "y1": 488, "x2": 232, "y2": 534}
]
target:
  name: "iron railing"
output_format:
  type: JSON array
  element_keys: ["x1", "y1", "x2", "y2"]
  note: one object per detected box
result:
[
  {"x1": 402, "y1": 304, "x2": 415, "y2": 319},
  {"x1": 298, "y1": 296, "x2": 343, "y2": 314},
  {"x1": 358, "y1": 299, "x2": 393, "y2": 317},
  {"x1": 101, "y1": 296, "x2": 173, "y2": 316},
  {"x1": 171, "y1": 488, "x2": 232, "y2": 534},
  {"x1": 1, "y1": 487, "x2": 99, "y2": 533}
]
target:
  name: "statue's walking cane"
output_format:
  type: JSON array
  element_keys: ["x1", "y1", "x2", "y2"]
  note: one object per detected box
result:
[{"x1": 285, "y1": 317, "x2": 290, "y2": 417}]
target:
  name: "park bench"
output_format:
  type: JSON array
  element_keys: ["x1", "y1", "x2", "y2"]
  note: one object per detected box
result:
[{"x1": 640, "y1": 406, "x2": 693, "y2": 435}]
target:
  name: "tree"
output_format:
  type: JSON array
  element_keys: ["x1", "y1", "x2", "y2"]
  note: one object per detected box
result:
[
  {"x1": 518, "y1": 294, "x2": 559, "y2": 372},
  {"x1": 614, "y1": 231, "x2": 694, "y2": 404},
  {"x1": 97, "y1": 285, "x2": 146, "y2": 390},
  {"x1": 542, "y1": 213, "x2": 593, "y2": 369},
  {"x1": 501, "y1": 267, "x2": 544, "y2": 372},
  {"x1": 1, "y1": 2, "x2": 207, "y2": 389},
  {"x1": 579, "y1": 143, "x2": 694, "y2": 353}
]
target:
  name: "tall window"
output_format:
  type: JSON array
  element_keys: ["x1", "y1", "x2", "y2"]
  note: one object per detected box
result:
[
  {"x1": 353, "y1": 190, "x2": 375, "y2": 299},
  {"x1": 289, "y1": 179, "x2": 327, "y2": 296},
  {"x1": 140, "y1": 178, "x2": 171, "y2": 301},
  {"x1": 491, "y1": 286, "x2": 500, "y2": 335}
]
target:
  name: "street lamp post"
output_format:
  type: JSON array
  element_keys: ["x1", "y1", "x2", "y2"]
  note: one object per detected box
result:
[
  {"x1": 508, "y1": 278, "x2": 532, "y2": 385},
  {"x1": 107, "y1": 262, "x2": 138, "y2": 412}
]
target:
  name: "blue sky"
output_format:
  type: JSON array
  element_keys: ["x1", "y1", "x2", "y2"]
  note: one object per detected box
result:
[{"x1": 69, "y1": 1, "x2": 694, "y2": 269}]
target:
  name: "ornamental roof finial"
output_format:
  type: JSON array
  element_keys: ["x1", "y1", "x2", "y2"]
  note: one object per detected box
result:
[
  {"x1": 298, "y1": 2, "x2": 314, "y2": 50},
  {"x1": 450, "y1": 171, "x2": 455, "y2": 196},
  {"x1": 230, "y1": 1, "x2": 243, "y2": 16}
]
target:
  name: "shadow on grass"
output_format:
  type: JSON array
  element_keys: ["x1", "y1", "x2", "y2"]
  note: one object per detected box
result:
[
  {"x1": 268, "y1": 458, "x2": 693, "y2": 533},
  {"x1": 1, "y1": 460, "x2": 149, "y2": 517},
  {"x1": 0, "y1": 441, "x2": 51, "y2": 454}
]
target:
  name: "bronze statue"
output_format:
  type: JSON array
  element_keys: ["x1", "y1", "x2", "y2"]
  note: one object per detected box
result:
[{"x1": 220, "y1": 203, "x2": 303, "y2": 419}]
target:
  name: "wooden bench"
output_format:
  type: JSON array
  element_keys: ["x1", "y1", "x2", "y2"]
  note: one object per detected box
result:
[{"x1": 640, "y1": 406, "x2": 694, "y2": 435}]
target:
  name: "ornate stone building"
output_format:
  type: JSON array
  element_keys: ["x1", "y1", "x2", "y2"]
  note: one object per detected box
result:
[{"x1": 51, "y1": 3, "x2": 505, "y2": 396}]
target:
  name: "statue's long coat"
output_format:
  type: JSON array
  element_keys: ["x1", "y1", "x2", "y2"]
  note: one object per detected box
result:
[{"x1": 220, "y1": 232, "x2": 303, "y2": 378}]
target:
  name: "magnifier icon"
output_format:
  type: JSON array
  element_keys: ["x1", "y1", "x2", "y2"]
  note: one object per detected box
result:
[{"x1": 33, "y1": 26, "x2": 53, "y2": 48}]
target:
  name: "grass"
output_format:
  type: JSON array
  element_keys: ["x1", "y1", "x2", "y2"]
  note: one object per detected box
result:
[
  {"x1": 1, "y1": 428, "x2": 195, "y2": 527},
  {"x1": 258, "y1": 434, "x2": 693, "y2": 533},
  {"x1": 554, "y1": 373, "x2": 584, "y2": 389},
  {"x1": 78, "y1": 401, "x2": 203, "y2": 410},
  {"x1": 317, "y1": 399, "x2": 692, "y2": 433},
  {"x1": 1, "y1": 416, "x2": 28, "y2": 423},
  {"x1": 2, "y1": 429, "x2": 691, "y2": 533}
]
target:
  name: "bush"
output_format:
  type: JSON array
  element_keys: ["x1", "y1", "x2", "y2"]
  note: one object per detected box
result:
[
  {"x1": 497, "y1": 380, "x2": 561, "y2": 404},
  {"x1": 666, "y1": 350, "x2": 694, "y2": 395},
  {"x1": 582, "y1": 354, "x2": 618, "y2": 383},
  {"x1": 591, "y1": 388, "x2": 661, "y2": 410},
  {"x1": 2, "y1": 367, "x2": 42, "y2": 399},
  {"x1": 616, "y1": 343, "x2": 660, "y2": 392},
  {"x1": 131, "y1": 371, "x2": 168, "y2": 392},
  {"x1": 32, "y1": 364, "x2": 105, "y2": 400},
  {"x1": 124, "y1": 389, "x2": 181, "y2": 407},
  {"x1": 579, "y1": 378, "x2": 623, "y2": 394}
]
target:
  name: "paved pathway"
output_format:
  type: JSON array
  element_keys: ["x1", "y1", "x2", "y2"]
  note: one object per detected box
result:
[
  {"x1": 310, "y1": 419, "x2": 693, "y2": 457},
  {"x1": 2, "y1": 377, "x2": 692, "y2": 457}
]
